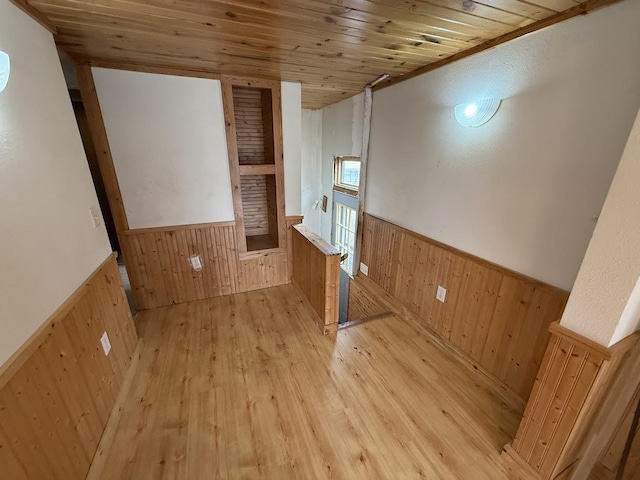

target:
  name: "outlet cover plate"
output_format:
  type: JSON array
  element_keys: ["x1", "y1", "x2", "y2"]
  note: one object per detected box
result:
[
  {"x1": 360, "y1": 262, "x2": 369, "y2": 276},
  {"x1": 436, "y1": 285, "x2": 447, "y2": 303},
  {"x1": 100, "y1": 331, "x2": 111, "y2": 356},
  {"x1": 189, "y1": 254, "x2": 203, "y2": 271},
  {"x1": 89, "y1": 206, "x2": 101, "y2": 229}
]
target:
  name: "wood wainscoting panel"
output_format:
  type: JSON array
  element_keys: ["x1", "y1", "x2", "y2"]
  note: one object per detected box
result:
[
  {"x1": 0, "y1": 254, "x2": 138, "y2": 480},
  {"x1": 120, "y1": 222, "x2": 240, "y2": 310},
  {"x1": 285, "y1": 215, "x2": 304, "y2": 282},
  {"x1": 507, "y1": 323, "x2": 640, "y2": 480},
  {"x1": 120, "y1": 216, "x2": 303, "y2": 310},
  {"x1": 238, "y1": 250, "x2": 289, "y2": 293},
  {"x1": 360, "y1": 213, "x2": 569, "y2": 401},
  {"x1": 594, "y1": 385, "x2": 640, "y2": 479},
  {"x1": 291, "y1": 224, "x2": 341, "y2": 334}
]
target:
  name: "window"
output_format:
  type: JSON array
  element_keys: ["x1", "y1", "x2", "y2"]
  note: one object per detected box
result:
[
  {"x1": 334, "y1": 156, "x2": 361, "y2": 192},
  {"x1": 334, "y1": 202, "x2": 357, "y2": 273}
]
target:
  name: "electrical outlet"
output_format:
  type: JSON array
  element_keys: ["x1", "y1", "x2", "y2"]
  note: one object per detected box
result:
[
  {"x1": 189, "y1": 254, "x2": 203, "y2": 271},
  {"x1": 436, "y1": 285, "x2": 447, "y2": 303},
  {"x1": 100, "y1": 332, "x2": 111, "y2": 356},
  {"x1": 360, "y1": 262, "x2": 369, "y2": 276},
  {"x1": 89, "y1": 206, "x2": 101, "y2": 228}
]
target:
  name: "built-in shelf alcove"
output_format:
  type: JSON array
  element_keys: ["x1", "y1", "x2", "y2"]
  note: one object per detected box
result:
[{"x1": 222, "y1": 77, "x2": 285, "y2": 254}]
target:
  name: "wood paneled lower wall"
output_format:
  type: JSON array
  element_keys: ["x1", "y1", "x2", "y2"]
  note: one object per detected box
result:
[
  {"x1": 120, "y1": 216, "x2": 303, "y2": 310},
  {"x1": 360, "y1": 214, "x2": 569, "y2": 401},
  {"x1": 592, "y1": 385, "x2": 640, "y2": 479},
  {"x1": 291, "y1": 224, "x2": 341, "y2": 334},
  {"x1": 0, "y1": 254, "x2": 138, "y2": 480},
  {"x1": 506, "y1": 324, "x2": 639, "y2": 480}
]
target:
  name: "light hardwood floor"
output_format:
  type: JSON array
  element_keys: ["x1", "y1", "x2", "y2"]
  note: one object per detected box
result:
[{"x1": 96, "y1": 283, "x2": 531, "y2": 479}]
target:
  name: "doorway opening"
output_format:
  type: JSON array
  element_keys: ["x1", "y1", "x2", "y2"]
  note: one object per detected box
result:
[
  {"x1": 59, "y1": 51, "x2": 136, "y2": 314},
  {"x1": 331, "y1": 155, "x2": 361, "y2": 324}
]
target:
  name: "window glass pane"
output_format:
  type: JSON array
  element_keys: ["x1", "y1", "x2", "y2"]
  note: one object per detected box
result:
[
  {"x1": 340, "y1": 160, "x2": 360, "y2": 187},
  {"x1": 334, "y1": 202, "x2": 357, "y2": 274}
]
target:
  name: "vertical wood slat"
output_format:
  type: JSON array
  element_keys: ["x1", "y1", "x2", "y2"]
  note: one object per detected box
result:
[
  {"x1": 600, "y1": 386, "x2": 640, "y2": 474},
  {"x1": 119, "y1": 216, "x2": 302, "y2": 310},
  {"x1": 0, "y1": 254, "x2": 138, "y2": 480},
  {"x1": 506, "y1": 323, "x2": 639, "y2": 479},
  {"x1": 286, "y1": 215, "x2": 304, "y2": 282},
  {"x1": 360, "y1": 213, "x2": 569, "y2": 401},
  {"x1": 291, "y1": 224, "x2": 341, "y2": 334}
]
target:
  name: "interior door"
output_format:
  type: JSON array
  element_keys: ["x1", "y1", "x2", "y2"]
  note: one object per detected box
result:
[{"x1": 332, "y1": 190, "x2": 358, "y2": 324}]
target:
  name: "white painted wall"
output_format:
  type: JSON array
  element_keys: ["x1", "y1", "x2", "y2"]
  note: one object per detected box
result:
[
  {"x1": 319, "y1": 93, "x2": 365, "y2": 241},
  {"x1": 93, "y1": 68, "x2": 235, "y2": 229},
  {"x1": 365, "y1": 0, "x2": 640, "y2": 290},
  {"x1": 0, "y1": 2, "x2": 111, "y2": 365},
  {"x1": 94, "y1": 70, "x2": 302, "y2": 228},
  {"x1": 282, "y1": 82, "x2": 302, "y2": 216},
  {"x1": 561, "y1": 108, "x2": 640, "y2": 346},
  {"x1": 301, "y1": 109, "x2": 322, "y2": 233}
]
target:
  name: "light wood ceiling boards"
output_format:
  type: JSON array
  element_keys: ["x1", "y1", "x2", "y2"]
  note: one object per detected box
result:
[{"x1": 20, "y1": 0, "x2": 623, "y2": 108}]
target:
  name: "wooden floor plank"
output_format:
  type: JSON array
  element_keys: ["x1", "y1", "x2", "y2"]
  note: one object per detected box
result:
[{"x1": 97, "y1": 283, "x2": 527, "y2": 479}]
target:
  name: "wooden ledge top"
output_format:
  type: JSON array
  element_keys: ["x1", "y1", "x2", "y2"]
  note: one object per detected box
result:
[
  {"x1": 293, "y1": 224, "x2": 340, "y2": 256},
  {"x1": 549, "y1": 322, "x2": 640, "y2": 360}
]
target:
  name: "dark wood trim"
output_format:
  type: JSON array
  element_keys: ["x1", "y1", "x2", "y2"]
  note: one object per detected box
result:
[
  {"x1": 9, "y1": 0, "x2": 57, "y2": 33},
  {"x1": 373, "y1": 0, "x2": 624, "y2": 92},
  {"x1": 75, "y1": 64, "x2": 130, "y2": 233}
]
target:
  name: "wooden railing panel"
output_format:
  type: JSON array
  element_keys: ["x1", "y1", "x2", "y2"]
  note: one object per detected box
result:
[
  {"x1": 0, "y1": 254, "x2": 138, "y2": 480},
  {"x1": 361, "y1": 213, "x2": 569, "y2": 401},
  {"x1": 291, "y1": 224, "x2": 341, "y2": 334}
]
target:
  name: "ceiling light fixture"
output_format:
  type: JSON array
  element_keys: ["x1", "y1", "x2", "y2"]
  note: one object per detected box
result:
[
  {"x1": 0, "y1": 51, "x2": 10, "y2": 93},
  {"x1": 454, "y1": 98, "x2": 501, "y2": 127}
]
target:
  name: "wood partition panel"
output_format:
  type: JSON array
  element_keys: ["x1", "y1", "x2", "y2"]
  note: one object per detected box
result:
[
  {"x1": 591, "y1": 385, "x2": 640, "y2": 479},
  {"x1": 291, "y1": 224, "x2": 341, "y2": 334},
  {"x1": 0, "y1": 254, "x2": 138, "y2": 480},
  {"x1": 360, "y1": 213, "x2": 569, "y2": 401},
  {"x1": 120, "y1": 216, "x2": 303, "y2": 310},
  {"x1": 505, "y1": 324, "x2": 639, "y2": 480}
]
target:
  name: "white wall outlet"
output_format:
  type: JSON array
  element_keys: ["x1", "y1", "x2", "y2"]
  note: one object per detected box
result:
[
  {"x1": 360, "y1": 262, "x2": 369, "y2": 276},
  {"x1": 189, "y1": 254, "x2": 203, "y2": 271},
  {"x1": 89, "y1": 205, "x2": 101, "y2": 229},
  {"x1": 100, "y1": 331, "x2": 111, "y2": 356},
  {"x1": 436, "y1": 285, "x2": 447, "y2": 303}
]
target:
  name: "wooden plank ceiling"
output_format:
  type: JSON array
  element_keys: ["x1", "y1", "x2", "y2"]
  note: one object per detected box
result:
[{"x1": 26, "y1": 0, "x2": 618, "y2": 108}]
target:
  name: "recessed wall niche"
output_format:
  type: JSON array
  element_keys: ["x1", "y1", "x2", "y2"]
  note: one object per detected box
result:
[{"x1": 222, "y1": 78, "x2": 285, "y2": 253}]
